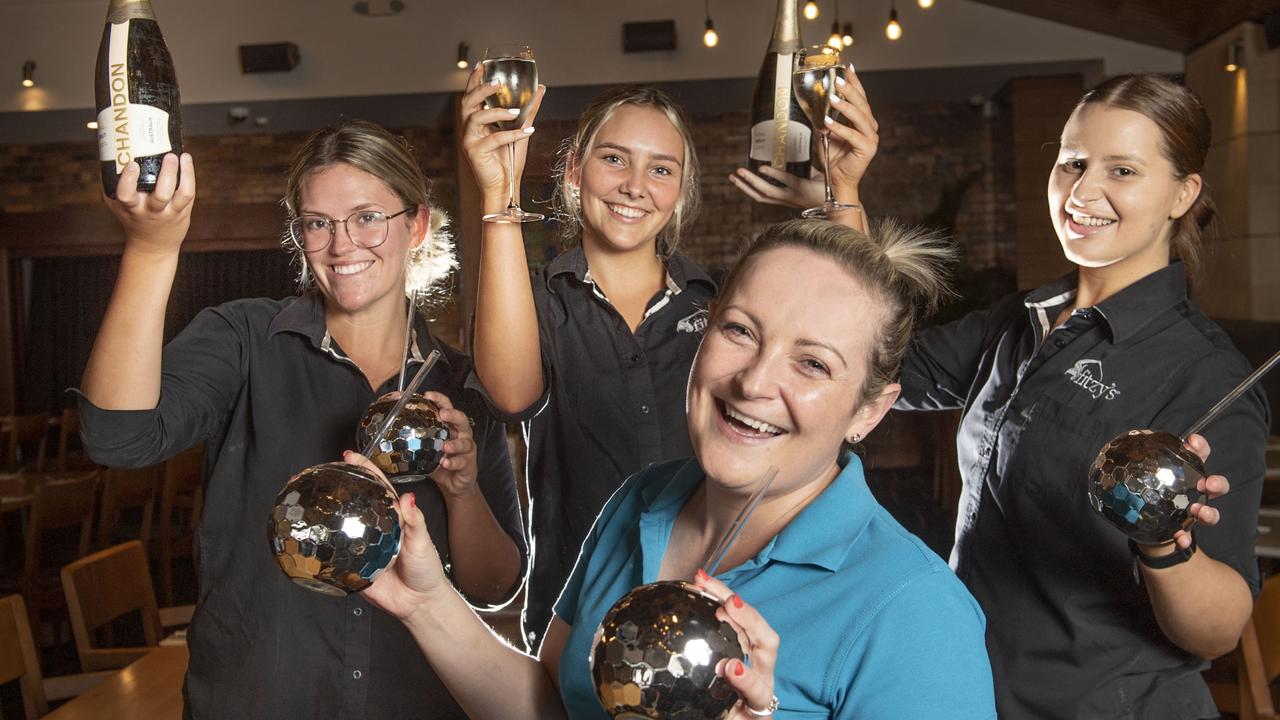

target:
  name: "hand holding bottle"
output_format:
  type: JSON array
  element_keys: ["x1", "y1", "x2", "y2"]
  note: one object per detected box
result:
[{"x1": 104, "y1": 152, "x2": 196, "y2": 256}]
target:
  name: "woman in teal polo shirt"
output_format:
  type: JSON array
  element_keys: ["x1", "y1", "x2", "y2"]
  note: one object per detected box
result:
[{"x1": 360, "y1": 219, "x2": 996, "y2": 719}]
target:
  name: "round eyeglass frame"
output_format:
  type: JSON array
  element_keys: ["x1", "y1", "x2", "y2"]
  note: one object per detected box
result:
[{"x1": 288, "y1": 206, "x2": 416, "y2": 253}]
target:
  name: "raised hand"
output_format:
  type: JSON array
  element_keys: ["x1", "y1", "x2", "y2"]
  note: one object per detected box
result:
[
  {"x1": 693, "y1": 571, "x2": 780, "y2": 720},
  {"x1": 421, "y1": 391, "x2": 479, "y2": 499},
  {"x1": 104, "y1": 152, "x2": 196, "y2": 255}
]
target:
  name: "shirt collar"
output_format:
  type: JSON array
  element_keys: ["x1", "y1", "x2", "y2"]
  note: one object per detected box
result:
[
  {"x1": 266, "y1": 290, "x2": 452, "y2": 370},
  {"x1": 546, "y1": 246, "x2": 716, "y2": 295},
  {"x1": 639, "y1": 452, "x2": 871, "y2": 574},
  {"x1": 1023, "y1": 262, "x2": 1188, "y2": 343}
]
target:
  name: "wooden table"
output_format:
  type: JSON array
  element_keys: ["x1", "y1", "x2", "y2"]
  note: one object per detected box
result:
[{"x1": 45, "y1": 645, "x2": 188, "y2": 720}]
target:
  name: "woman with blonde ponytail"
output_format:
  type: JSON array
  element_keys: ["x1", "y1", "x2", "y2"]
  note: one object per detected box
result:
[
  {"x1": 361, "y1": 217, "x2": 995, "y2": 719},
  {"x1": 77, "y1": 120, "x2": 526, "y2": 719}
]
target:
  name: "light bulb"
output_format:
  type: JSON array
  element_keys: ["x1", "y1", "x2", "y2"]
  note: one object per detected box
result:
[
  {"x1": 828, "y1": 21, "x2": 842, "y2": 49},
  {"x1": 803, "y1": 1, "x2": 819, "y2": 20},
  {"x1": 918, "y1": 0, "x2": 934, "y2": 8},
  {"x1": 704, "y1": 19, "x2": 719, "y2": 48},
  {"x1": 885, "y1": 8, "x2": 902, "y2": 40},
  {"x1": 87, "y1": 120, "x2": 98, "y2": 130},
  {"x1": 842, "y1": 21, "x2": 853, "y2": 46}
]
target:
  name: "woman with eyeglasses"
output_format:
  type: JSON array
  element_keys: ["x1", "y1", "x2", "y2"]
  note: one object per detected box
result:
[{"x1": 76, "y1": 121, "x2": 526, "y2": 720}]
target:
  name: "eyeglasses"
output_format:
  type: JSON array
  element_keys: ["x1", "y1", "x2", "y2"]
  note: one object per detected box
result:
[{"x1": 287, "y1": 207, "x2": 416, "y2": 253}]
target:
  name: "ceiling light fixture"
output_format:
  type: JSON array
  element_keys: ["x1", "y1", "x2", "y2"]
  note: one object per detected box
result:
[
  {"x1": 1225, "y1": 40, "x2": 1243, "y2": 72},
  {"x1": 885, "y1": 2, "x2": 902, "y2": 40},
  {"x1": 21, "y1": 60, "x2": 35, "y2": 88},
  {"x1": 456, "y1": 41, "x2": 469, "y2": 69},
  {"x1": 804, "y1": 0, "x2": 820, "y2": 20}
]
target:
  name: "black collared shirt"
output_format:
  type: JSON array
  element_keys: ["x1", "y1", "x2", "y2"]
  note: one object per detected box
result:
[
  {"x1": 897, "y1": 262, "x2": 1270, "y2": 719},
  {"x1": 78, "y1": 291, "x2": 525, "y2": 720},
  {"x1": 473, "y1": 247, "x2": 716, "y2": 650}
]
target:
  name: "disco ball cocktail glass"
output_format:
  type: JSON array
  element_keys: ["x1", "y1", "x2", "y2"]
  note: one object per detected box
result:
[
  {"x1": 1087, "y1": 429, "x2": 1206, "y2": 545},
  {"x1": 590, "y1": 581, "x2": 744, "y2": 720},
  {"x1": 356, "y1": 392, "x2": 450, "y2": 483},
  {"x1": 268, "y1": 462, "x2": 401, "y2": 596}
]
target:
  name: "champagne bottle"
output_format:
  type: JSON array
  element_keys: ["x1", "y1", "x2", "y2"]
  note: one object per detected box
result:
[
  {"x1": 747, "y1": 0, "x2": 811, "y2": 184},
  {"x1": 95, "y1": 0, "x2": 182, "y2": 198}
]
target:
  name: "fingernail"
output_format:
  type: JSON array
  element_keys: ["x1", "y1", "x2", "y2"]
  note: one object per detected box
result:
[
  {"x1": 342, "y1": 450, "x2": 352, "y2": 458},
  {"x1": 523, "y1": 126, "x2": 535, "y2": 134},
  {"x1": 507, "y1": 108, "x2": 521, "y2": 115},
  {"x1": 836, "y1": 75, "x2": 847, "y2": 86},
  {"x1": 847, "y1": 62, "x2": 856, "y2": 72},
  {"x1": 695, "y1": 568, "x2": 709, "y2": 581},
  {"x1": 731, "y1": 594, "x2": 743, "y2": 609},
  {"x1": 490, "y1": 78, "x2": 499, "y2": 85},
  {"x1": 733, "y1": 660, "x2": 745, "y2": 676},
  {"x1": 824, "y1": 116, "x2": 834, "y2": 125},
  {"x1": 407, "y1": 492, "x2": 417, "y2": 509}
]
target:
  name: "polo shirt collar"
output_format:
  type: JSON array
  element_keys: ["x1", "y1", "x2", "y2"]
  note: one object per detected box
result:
[
  {"x1": 266, "y1": 290, "x2": 452, "y2": 370},
  {"x1": 1023, "y1": 262, "x2": 1188, "y2": 343},
  {"x1": 639, "y1": 452, "x2": 870, "y2": 574},
  {"x1": 545, "y1": 247, "x2": 716, "y2": 295}
]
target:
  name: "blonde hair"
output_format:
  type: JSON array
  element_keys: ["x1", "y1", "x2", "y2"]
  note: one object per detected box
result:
[
  {"x1": 718, "y1": 218, "x2": 956, "y2": 403},
  {"x1": 550, "y1": 85, "x2": 701, "y2": 257},
  {"x1": 282, "y1": 120, "x2": 456, "y2": 305}
]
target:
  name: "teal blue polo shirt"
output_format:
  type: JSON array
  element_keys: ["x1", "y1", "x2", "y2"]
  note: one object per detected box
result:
[{"x1": 554, "y1": 452, "x2": 996, "y2": 719}]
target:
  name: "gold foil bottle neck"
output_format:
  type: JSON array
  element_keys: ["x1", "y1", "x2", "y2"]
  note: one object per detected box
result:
[
  {"x1": 767, "y1": 0, "x2": 801, "y2": 53},
  {"x1": 106, "y1": 0, "x2": 156, "y2": 23}
]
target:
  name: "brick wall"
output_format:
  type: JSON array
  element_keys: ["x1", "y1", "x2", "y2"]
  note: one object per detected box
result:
[{"x1": 1, "y1": 92, "x2": 1020, "y2": 409}]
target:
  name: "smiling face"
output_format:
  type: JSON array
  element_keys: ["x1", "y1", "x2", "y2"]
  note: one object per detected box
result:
[
  {"x1": 573, "y1": 104, "x2": 686, "y2": 256},
  {"x1": 301, "y1": 163, "x2": 426, "y2": 319},
  {"x1": 686, "y1": 246, "x2": 898, "y2": 496},
  {"x1": 1048, "y1": 104, "x2": 1201, "y2": 279}
]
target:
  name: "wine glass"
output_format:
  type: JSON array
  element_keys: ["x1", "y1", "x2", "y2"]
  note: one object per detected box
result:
[
  {"x1": 792, "y1": 45, "x2": 861, "y2": 219},
  {"x1": 481, "y1": 44, "x2": 544, "y2": 223}
]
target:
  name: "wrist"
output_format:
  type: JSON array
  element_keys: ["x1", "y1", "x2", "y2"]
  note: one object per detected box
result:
[{"x1": 1130, "y1": 535, "x2": 1197, "y2": 570}]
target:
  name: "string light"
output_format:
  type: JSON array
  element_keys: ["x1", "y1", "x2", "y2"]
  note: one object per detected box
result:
[
  {"x1": 842, "y1": 21, "x2": 854, "y2": 47},
  {"x1": 804, "y1": 0, "x2": 819, "y2": 20},
  {"x1": 885, "y1": 2, "x2": 902, "y2": 40},
  {"x1": 455, "y1": 42, "x2": 469, "y2": 70},
  {"x1": 828, "y1": 20, "x2": 843, "y2": 48},
  {"x1": 703, "y1": 0, "x2": 718, "y2": 48},
  {"x1": 21, "y1": 60, "x2": 35, "y2": 88}
]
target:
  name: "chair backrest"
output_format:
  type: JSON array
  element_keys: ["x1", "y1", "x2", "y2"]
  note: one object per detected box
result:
[
  {"x1": 0, "y1": 594, "x2": 49, "y2": 719},
  {"x1": 62, "y1": 540, "x2": 162, "y2": 672},
  {"x1": 56, "y1": 407, "x2": 86, "y2": 471},
  {"x1": 1240, "y1": 574, "x2": 1280, "y2": 719},
  {"x1": 97, "y1": 465, "x2": 161, "y2": 549},
  {"x1": 24, "y1": 472, "x2": 101, "y2": 591},
  {"x1": 6, "y1": 413, "x2": 51, "y2": 472}
]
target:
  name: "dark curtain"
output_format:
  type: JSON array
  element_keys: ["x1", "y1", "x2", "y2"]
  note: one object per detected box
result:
[{"x1": 19, "y1": 249, "x2": 295, "y2": 413}]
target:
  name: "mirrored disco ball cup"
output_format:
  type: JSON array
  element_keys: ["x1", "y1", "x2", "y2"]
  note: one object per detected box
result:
[
  {"x1": 590, "y1": 581, "x2": 744, "y2": 720},
  {"x1": 1088, "y1": 430, "x2": 1206, "y2": 545},
  {"x1": 269, "y1": 462, "x2": 402, "y2": 596},
  {"x1": 356, "y1": 392, "x2": 450, "y2": 483}
]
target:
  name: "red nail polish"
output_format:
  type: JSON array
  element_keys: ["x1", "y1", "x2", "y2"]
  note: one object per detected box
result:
[
  {"x1": 695, "y1": 568, "x2": 709, "y2": 581},
  {"x1": 734, "y1": 660, "x2": 745, "y2": 676},
  {"x1": 731, "y1": 594, "x2": 743, "y2": 609},
  {"x1": 406, "y1": 492, "x2": 417, "y2": 509}
]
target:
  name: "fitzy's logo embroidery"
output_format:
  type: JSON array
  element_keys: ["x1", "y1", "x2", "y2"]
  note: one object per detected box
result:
[
  {"x1": 677, "y1": 309, "x2": 708, "y2": 334},
  {"x1": 1064, "y1": 359, "x2": 1121, "y2": 400}
]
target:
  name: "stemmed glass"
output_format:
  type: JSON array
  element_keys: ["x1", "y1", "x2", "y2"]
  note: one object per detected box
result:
[
  {"x1": 481, "y1": 44, "x2": 544, "y2": 223},
  {"x1": 792, "y1": 44, "x2": 861, "y2": 219}
]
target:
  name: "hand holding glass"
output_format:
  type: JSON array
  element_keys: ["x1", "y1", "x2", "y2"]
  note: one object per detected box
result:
[
  {"x1": 481, "y1": 44, "x2": 543, "y2": 223},
  {"x1": 792, "y1": 45, "x2": 861, "y2": 219}
]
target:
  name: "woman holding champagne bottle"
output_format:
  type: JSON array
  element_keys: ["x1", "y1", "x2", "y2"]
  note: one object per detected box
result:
[
  {"x1": 77, "y1": 122, "x2": 526, "y2": 719},
  {"x1": 747, "y1": 73, "x2": 1269, "y2": 719}
]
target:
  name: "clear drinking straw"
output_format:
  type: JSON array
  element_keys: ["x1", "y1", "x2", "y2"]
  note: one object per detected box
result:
[
  {"x1": 396, "y1": 290, "x2": 418, "y2": 393},
  {"x1": 359, "y1": 349, "x2": 441, "y2": 460},
  {"x1": 702, "y1": 466, "x2": 780, "y2": 577}
]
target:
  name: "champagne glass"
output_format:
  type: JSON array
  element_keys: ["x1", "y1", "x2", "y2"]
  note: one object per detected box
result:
[
  {"x1": 792, "y1": 45, "x2": 860, "y2": 219},
  {"x1": 481, "y1": 44, "x2": 544, "y2": 223}
]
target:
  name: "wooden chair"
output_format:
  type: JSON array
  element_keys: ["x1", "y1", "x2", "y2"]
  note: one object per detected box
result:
[
  {"x1": 62, "y1": 540, "x2": 163, "y2": 672},
  {"x1": 6, "y1": 413, "x2": 51, "y2": 473},
  {"x1": 155, "y1": 446, "x2": 203, "y2": 606},
  {"x1": 22, "y1": 471, "x2": 100, "y2": 634},
  {"x1": 0, "y1": 592, "x2": 48, "y2": 718},
  {"x1": 55, "y1": 408, "x2": 93, "y2": 472},
  {"x1": 0, "y1": 593, "x2": 117, "y2": 719},
  {"x1": 1239, "y1": 574, "x2": 1280, "y2": 720},
  {"x1": 96, "y1": 465, "x2": 161, "y2": 550}
]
